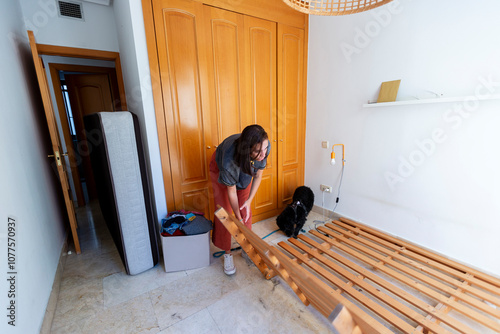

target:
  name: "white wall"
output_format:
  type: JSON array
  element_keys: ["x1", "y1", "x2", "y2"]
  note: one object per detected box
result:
[
  {"x1": 0, "y1": 1, "x2": 67, "y2": 333},
  {"x1": 19, "y1": 0, "x2": 119, "y2": 51},
  {"x1": 306, "y1": 0, "x2": 500, "y2": 276},
  {"x1": 112, "y1": 0, "x2": 167, "y2": 222}
]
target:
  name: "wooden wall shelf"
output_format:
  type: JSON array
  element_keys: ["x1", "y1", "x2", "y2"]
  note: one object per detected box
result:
[{"x1": 363, "y1": 94, "x2": 500, "y2": 108}]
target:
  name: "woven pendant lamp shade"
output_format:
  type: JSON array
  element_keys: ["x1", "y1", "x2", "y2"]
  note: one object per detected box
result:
[{"x1": 282, "y1": 0, "x2": 394, "y2": 16}]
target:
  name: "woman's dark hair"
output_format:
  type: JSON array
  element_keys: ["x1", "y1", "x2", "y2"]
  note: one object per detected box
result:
[{"x1": 234, "y1": 124, "x2": 268, "y2": 175}]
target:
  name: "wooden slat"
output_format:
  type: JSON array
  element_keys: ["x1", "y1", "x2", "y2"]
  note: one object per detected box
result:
[
  {"x1": 270, "y1": 244, "x2": 392, "y2": 334},
  {"x1": 311, "y1": 228, "x2": 500, "y2": 332},
  {"x1": 329, "y1": 304, "x2": 363, "y2": 334},
  {"x1": 334, "y1": 219, "x2": 500, "y2": 298},
  {"x1": 415, "y1": 283, "x2": 467, "y2": 333},
  {"x1": 239, "y1": 229, "x2": 310, "y2": 305},
  {"x1": 214, "y1": 207, "x2": 276, "y2": 279},
  {"x1": 216, "y1": 207, "x2": 308, "y2": 304},
  {"x1": 327, "y1": 221, "x2": 500, "y2": 307},
  {"x1": 290, "y1": 235, "x2": 480, "y2": 334},
  {"x1": 279, "y1": 241, "x2": 454, "y2": 334},
  {"x1": 319, "y1": 223, "x2": 500, "y2": 320},
  {"x1": 339, "y1": 217, "x2": 500, "y2": 289}
]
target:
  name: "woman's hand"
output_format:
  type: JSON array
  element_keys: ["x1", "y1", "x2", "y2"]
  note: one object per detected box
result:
[
  {"x1": 240, "y1": 169, "x2": 263, "y2": 223},
  {"x1": 227, "y1": 185, "x2": 243, "y2": 221},
  {"x1": 240, "y1": 200, "x2": 251, "y2": 223}
]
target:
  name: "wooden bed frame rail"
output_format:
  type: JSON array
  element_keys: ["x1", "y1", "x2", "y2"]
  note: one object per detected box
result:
[{"x1": 214, "y1": 207, "x2": 500, "y2": 334}]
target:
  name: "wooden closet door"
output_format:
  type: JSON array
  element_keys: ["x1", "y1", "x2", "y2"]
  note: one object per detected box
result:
[
  {"x1": 152, "y1": 0, "x2": 216, "y2": 215},
  {"x1": 205, "y1": 7, "x2": 278, "y2": 218},
  {"x1": 242, "y1": 16, "x2": 277, "y2": 217},
  {"x1": 277, "y1": 24, "x2": 306, "y2": 206},
  {"x1": 204, "y1": 6, "x2": 245, "y2": 140}
]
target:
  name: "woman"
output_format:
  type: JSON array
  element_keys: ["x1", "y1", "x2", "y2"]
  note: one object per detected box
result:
[{"x1": 210, "y1": 124, "x2": 270, "y2": 275}]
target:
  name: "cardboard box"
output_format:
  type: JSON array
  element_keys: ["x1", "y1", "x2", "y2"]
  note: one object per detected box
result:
[{"x1": 161, "y1": 231, "x2": 210, "y2": 272}]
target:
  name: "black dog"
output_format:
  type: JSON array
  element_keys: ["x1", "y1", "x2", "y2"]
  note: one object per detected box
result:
[{"x1": 276, "y1": 186, "x2": 314, "y2": 238}]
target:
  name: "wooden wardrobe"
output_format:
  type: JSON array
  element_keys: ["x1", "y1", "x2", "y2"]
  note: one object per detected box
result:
[{"x1": 143, "y1": 0, "x2": 308, "y2": 222}]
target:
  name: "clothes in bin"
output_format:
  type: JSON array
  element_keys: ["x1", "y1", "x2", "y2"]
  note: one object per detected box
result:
[
  {"x1": 161, "y1": 211, "x2": 212, "y2": 236},
  {"x1": 160, "y1": 212, "x2": 212, "y2": 272}
]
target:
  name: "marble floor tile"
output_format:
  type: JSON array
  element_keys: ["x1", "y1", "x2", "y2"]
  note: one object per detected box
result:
[
  {"x1": 158, "y1": 309, "x2": 221, "y2": 334},
  {"x1": 51, "y1": 276, "x2": 104, "y2": 331},
  {"x1": 99, "y1": 234, "x2": 118, "y2": 255},
  {"x1": 230, "y1": 251, "x2": 269, "y2": 288},
  {"x1": 149, "y1": 262, "x2": 241, "y2": 330},
  {"x1": 103, "y1": 264, "x2": 187, "y2": 308},
  {"x1": 85, "y1": 294, "x2": 159, "y2": 334},
  {"x1": 53, "y1": 294, "x2": 159, "y2": 334},
  {"x1": 207, "y1": 276, "x2": 333, "y2": 333},
  {"x1": 62, "y1": 247, "x2": 124, "y2": 280}
]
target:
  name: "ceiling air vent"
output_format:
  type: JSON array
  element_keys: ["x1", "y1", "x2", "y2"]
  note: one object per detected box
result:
[{"x1": 58, "y1": 1, "x2": 84, "y2": 21}]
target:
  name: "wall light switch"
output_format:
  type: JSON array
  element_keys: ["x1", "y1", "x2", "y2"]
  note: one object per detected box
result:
[{"x1": 321, "y1": 141, "x2": 329, "y2": 149}]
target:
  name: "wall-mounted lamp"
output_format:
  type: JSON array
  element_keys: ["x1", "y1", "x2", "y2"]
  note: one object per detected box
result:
[{"x1": 330, "y1": 144, "x2": 345, "y2": 166}]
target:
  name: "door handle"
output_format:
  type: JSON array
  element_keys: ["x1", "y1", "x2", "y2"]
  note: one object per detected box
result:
[
  {"x1": 47, "y1": 151, "x2": 68, "y2": 166},
  {"x1": 48, "y1": 152, "x2": 68, "y2": 157}
]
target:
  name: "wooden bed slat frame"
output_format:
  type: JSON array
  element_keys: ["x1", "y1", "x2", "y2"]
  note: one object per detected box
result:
[{"x1": 214, "y1": 207, "x2": 500, "y2": 333}]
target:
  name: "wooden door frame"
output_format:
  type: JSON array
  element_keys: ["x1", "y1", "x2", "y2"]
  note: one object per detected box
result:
[
  {"x1": 36, "y1": 43, "x2": 128, "y2": 110},
  {"x1": 29, "y1": 31, "x2": 128, "y2": 253},
  {"x1": 49, "y1": 64, "x2": 122, "y2": 207}
]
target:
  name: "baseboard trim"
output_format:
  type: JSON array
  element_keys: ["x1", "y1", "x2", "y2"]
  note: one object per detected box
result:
[
  {"x1": 311, "y1": 204, "x2": 342, "y2": 221},
  {"x1": 39, "y1": 235, "x2": 69, "y2": 333}
]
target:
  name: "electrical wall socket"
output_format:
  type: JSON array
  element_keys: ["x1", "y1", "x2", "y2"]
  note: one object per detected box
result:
[{"x1": 320, "y1": 184, "x2": 332, "y2": 193}]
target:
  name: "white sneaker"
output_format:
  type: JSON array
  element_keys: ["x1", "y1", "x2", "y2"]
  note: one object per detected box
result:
[{"x1": 223, "y1": 254, "x2": 236, "y2": 275}]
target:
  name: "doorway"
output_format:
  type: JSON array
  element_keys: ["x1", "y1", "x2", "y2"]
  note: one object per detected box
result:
[
  {"x1": 29, "y1": 30, "x2": 128, "y2": 253},
  {"x1": 48, "y1": 63, "x2": 123, "y2": 207}
]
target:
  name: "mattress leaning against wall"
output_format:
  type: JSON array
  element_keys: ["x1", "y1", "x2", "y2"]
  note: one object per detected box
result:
[{"x1": 84, "y1": 111, "x2": 159, "y2": 275}]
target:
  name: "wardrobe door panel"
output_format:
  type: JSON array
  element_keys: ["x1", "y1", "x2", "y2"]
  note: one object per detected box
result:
[
  {"x1": 282, "y1": 169, "x2": 299, "y2": 203},
  {"x1": 205, "y1": 6, "x2": 245, "y2": 141},
  {"x1": 167, "y1": 12, "x2": 206, "y2": 183},
  {"x1": 243, "y1": 15, "x2": 277, "y2": 216},
  {"x1": 278, "y1": 24, "x2": 305, "y2": 206},
  {"x1": 153, "y1": 0, "x2": 214, "y2": 215}
]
